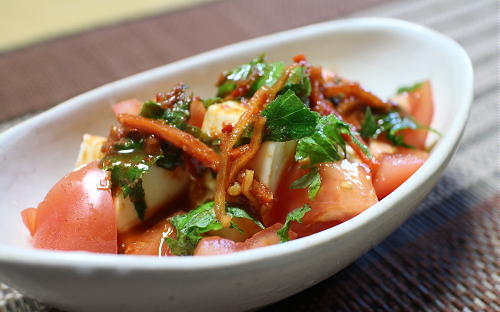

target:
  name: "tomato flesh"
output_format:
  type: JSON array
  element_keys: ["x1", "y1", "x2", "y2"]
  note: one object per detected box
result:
[
  {"x1": 119, "y1": 217, "x2": 174, "y2": 256},
  {"x1": 187, "y1": 97, "x2": 206, "y2": 128},
  {"x1": 194, "y1": 223, "x2": 293, "y2": 256},
  {"x1": 273, "y1": 160, "x2": 378, "y2": 237},
  {"x1": 111, "y1": 98, "x2": 142, "y2": 116},
  {"x1": 398, "y1": 81, "x2": 434, "y2": 149},
  {"x1": 373, "y1": 147, "x2": 428, "y2": 199},
  {"x1": 25, "y1": 161, "x2": 117, "y2": 253}
]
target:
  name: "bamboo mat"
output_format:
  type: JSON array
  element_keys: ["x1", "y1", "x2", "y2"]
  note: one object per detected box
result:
[{"x1": 0, "y1": 0, "x2": 498, "y2": 311}]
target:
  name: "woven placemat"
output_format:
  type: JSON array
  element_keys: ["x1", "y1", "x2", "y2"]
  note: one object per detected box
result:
[{"x1": 0, "y1": 0, "x2": 498, "y2": 311}]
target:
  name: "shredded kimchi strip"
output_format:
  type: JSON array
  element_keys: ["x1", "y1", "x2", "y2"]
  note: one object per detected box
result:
[
  {"x1": 323, "y1": 82, "x2": 393, "y2": 111},
  {"x1": 213, "y1": 65, "x2": 298, "y2": 227},
  {"x1": 117, "y1": 114, "x2": 221, "y2": 171},
  {"x1": 228, "y1": 116, "x2": 266, "y2": 185}
]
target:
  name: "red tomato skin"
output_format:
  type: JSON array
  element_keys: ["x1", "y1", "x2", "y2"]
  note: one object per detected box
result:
[
  {"x1": 193, "y1": 237, "x2": 237, "y2": 256},
  {"x1": 30, "y1": 161, "x2": 117, "y2": 253},
  {"x1": 118, "y1": 217, "x2": 175, "y2": 256},
  {"x1": 187, "y1": 97, "x2": 206, "y2": 128},
  {"x1": 399, "y1": 81, "x2": 434, "y2": 149},
  {"x1": 274, "y1": 160, "x2": 378, "y2": 237},
  {"x1": 305, "y1": 161, "x2": 378, "y2": 224},
  {"x1": 111, "y1": 98, "x2": 142, "y2": 117},
  {"x1": 373, "y1": 148, "x2": 428, "y2": 199},
  {"x1": 193, "y1": 223, "x2": 294, "y2": 256},
  {"x1": 21, "y1": 208, "x2": 37, "y2": 236}
]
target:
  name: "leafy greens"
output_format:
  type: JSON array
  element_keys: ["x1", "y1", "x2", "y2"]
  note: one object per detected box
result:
[
  {"x1": 166, "y1": 201, "x2": 264, "y2": 256},
  {"x1": 289, "y1": 167, "x2": 321, "y2": 200},
  {"x1": 360, "y1": 107, "x2": 436, "y2": 148},
  {"x1": 295, "y1": 114, "x2": 370, "y2": 166},
  {"x1": 216, "y1": 55, "x2": 285, "y2": 98},
  {"x1": 102, "y1": 142, "x2": 161, "y2": 219},
  {"x1": 277, "y1": 205, "x2": 311, "y2": 242},
  {"x1": 261, "y1": 90, "x2": 318, "y2": 142}
]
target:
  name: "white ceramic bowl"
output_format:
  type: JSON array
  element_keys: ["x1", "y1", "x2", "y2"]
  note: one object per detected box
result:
[{"x1": 0, "y1": 18, "x2": 472, "y2": 312}]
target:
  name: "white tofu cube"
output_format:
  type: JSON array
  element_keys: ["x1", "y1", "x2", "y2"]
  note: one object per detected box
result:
[
  {"x1": 201, "y1": 101, "x2": 247, "y2": 138},
  {"x1": 249, "y1": 140, "x2": 297, "y2": 193}
]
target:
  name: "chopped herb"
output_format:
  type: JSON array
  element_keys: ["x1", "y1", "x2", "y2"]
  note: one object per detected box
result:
[
  {"x1": 396, "y1": 81, "x2": 423, "y2": 94},
  {"x1": 201, "y1": 97, "x2": 222, "y2": 108},
  {"x1": 277, "y1": 205, "x2": 311, "y2": 242},
  {"x1": 261, "y1": 90, "x2": 319, "y2": 142},
  {"x1": 295, "y1": 114, "x2": 370, "y2": 166},
  {"x1": 140, "y1": 101, "x2": 164, "y2": 119},
  {"x1": 155, "y1": 143, "x2": 183, "y2": 170},
  {"x1": 360, "y1": 107, "x2": 380, "y2": 139},
  {"x1": 278, "y1": 65, "x2": 311, "y2": 102},
  {"x1": 360, "y1": 108, "x2": 437, "y2": 148},
  {"x1": 290, "y1": 167, "x2": 321, "y2": 200},
  {"x1": 248, "y1": 61, "x2": 285, "y2": 95},
  {"x1": 102, "y1": 147, "x2": 161, "y2": 219},
  {"x1": 216, "y1": 55, "x2": 285, "y2": 98},
  {"x1": 185, "y1": 124, "x2": 201, "y2": 138},
  {"x1": 162, "y1": 84, "x2": 192, "y2": 130},
  {"x1": 113, "y1": 138, "x2": 143, "y2": 151},
  {"x1": 216, "y1": 81, "x2": 237, "y2": 98},
  {"x1": 166, "y1": 201, "x2": 264, "y2": 256}
]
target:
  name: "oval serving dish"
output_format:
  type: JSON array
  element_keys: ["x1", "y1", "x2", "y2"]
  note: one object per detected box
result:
[{"x1": 0, "y1": 18, "x2": 472, "y2": 312}]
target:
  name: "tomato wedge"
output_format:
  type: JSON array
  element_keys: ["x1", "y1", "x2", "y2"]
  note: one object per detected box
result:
[
  {"x1": 22, "y1": 161, "x2": 117, "y2": 253},
  {"x1": 373, "y1": 147, "x2": 428, "y2": 199},
  {"x1": 187, "y1": 97, "x2": 206, "y2": 128},
  {"x1": 194, "y1": 223, "x2": 294, "y2": 256},
  {"x1": 111, "y1": 98, "x2": 142, "y2": 117},
  {"x1": 273, "y1": 160, "x2": 378, "y2": 237},
  {"x1": 397, "y1": 81, "x2": 434, "y2": 149}
]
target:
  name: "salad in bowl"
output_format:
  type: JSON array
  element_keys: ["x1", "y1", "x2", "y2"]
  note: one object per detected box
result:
[{"x1": 21, "y1": 54, "x2": 436, "y2": 257}]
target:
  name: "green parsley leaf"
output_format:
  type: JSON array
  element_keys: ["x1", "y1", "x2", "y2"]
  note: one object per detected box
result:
[
  {"x1": 155, "y1": 143, "x2": 183, "y2": 170},
  {"x1": 162, "y1": 85, "x2": 192, "y2": 130},
  {"x1": 216, "y1": 81, "x2": 237, "y2": 98},
  {"x1": 201, "y1": 97, "x2": 222, "y2": 108},
  {"x1": 102, "y1": 148, "x2": 161, "y2": 219},
  {"x1": 360, "y1": 107, "x2": 380, "y2": 139},
  {"x1": 295, "y1": 114, "x2": 370, "y2": 165},
  {"x1": 248, "y1": 61, "x2": 285, "y2": 95},
  {"x1": 278, "y1": 65, "x2": 311, "y2": 102},
  {"x1": 396, "y1": 81, "x2": 423, "y2": 94},
  {"x1": 261, "y1": 90, "x2": 319, "y2": 142},
  {"x1": 166, "y1": 201, "x2": 264, "y2": 256},
  {"x1": 289, "y1": 167, "x2": 321, "y2": 200},
  {"x1": 140, "y1": 101, "x2": 164, "y2": 119},
  {"x1": 277, "y1": 205, "x2": 312, "y2": 242},
  {"x1": 360, "y1": 108, "x2": 438, "y2": 148},
  {"x1": 216, "y1": 55, "x2": 285, "y2": 98}
]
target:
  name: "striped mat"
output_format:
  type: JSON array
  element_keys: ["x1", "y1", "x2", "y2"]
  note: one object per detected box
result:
[{"x1": 0, "y1": 0, "x2": 498, "y2": 311}]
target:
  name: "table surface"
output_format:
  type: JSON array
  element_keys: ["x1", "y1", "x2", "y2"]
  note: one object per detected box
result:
[{"x1": 0, "y1": 0, "x2": 498, "y2": 311}]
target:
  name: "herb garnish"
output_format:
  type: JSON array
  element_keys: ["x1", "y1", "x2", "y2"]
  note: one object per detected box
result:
[
  {"x1": 217, "y1": 55, "x2": 285, "y2": 98},
  {"x1": 261, "y1": 90, "x2": 319, "y2": 142},
  {"x1": 295, "y1": 114, "x2": 370, "y2": 166},
  {"x1": 277, "y1": 205, "x2": 311, "y2": 242},
  {"x1": 396, "y1": 81, "x2": 423, "y2": 94},
  {"x1": 289, "y1": 167, "x2": 321, "y2": 200},
  {"x1": 277, "y1": 65, "x2": 311, "y2": 102},
  {"x1": 360, "y1": 107, "x2": 436, "y2": 148},
  {"x1": 140, "y1": 101, "x2": 164, "y2": 119},
  {"x1": 102, "y1": 142, "x2": 161, "y2": 219},
  {"x1": 139, "y1": 84, "x2": 193, "y2": 130},
  {"x1": 165, "y1": 201, "x2": 264, "y2": 256}
]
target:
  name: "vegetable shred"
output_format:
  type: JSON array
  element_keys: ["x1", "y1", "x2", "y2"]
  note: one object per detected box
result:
[{"x1": 21, "y1": 54, "x2": 437, "y2": 256}]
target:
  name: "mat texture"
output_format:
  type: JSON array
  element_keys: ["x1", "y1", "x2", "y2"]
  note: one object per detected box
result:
[{"x1": 0, "y1": 0, "x2": 498, "y2": 311}]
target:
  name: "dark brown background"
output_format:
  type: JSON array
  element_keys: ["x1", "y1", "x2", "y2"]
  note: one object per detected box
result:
[{"x1": 0, "y1": 0, "x2": 384, "y2": 122}]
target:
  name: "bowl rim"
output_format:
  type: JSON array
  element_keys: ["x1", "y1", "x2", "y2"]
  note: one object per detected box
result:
[{"x1": 0, "y1": 17, "x2": 473, "y2": 271}]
